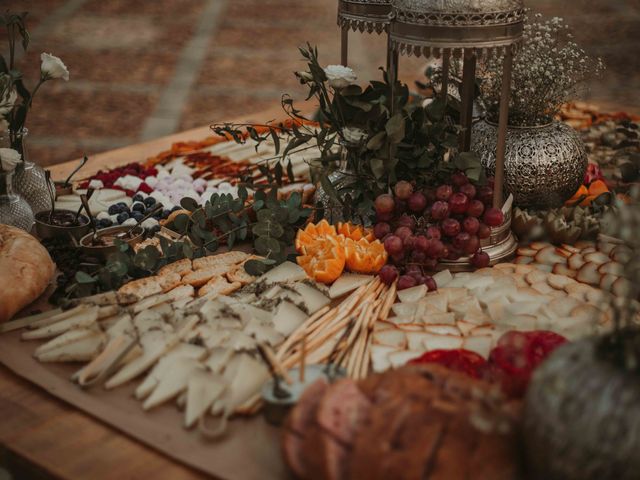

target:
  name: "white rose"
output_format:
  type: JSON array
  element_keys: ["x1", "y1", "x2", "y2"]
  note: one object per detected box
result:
[
  {"x1": 0, "y1": 148, "x2": 22, "y2": 171},
  {"x1": 40, "y1": 53, "x2": 70, "y2": 81},
  {"x1": 324, "y1": 65, "x2": 357, "y2": 89},
  {"x1": 342, "y1": 127, "x2": 368, "y2": 145}
]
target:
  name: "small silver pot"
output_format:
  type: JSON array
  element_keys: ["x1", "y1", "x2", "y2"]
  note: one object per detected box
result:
[
  {"x1": 472, "y1": 120, "x2": 588, "y2": 208},
  {"x1": 79, "y1": 225, "x2": 145, "y2": 258},
  {"x1": 35, "y1": 209, "x2": 91, "y2": 240}
]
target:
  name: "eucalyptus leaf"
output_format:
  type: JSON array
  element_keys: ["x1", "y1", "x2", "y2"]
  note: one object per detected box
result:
[
  {"x1": 385, "y1": 113, "x2": 405, "y2": 144},
  {"x1": 181, "y1": 197, "x2": 199, "y2": 212},
  {"x1": 75, "y1": 271, "x2": 96, "y2": 284}
]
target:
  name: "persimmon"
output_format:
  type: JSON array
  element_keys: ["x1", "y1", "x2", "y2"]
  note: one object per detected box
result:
[{"x1": 344, "y1": 238, "x2": 388, "y2": 274}]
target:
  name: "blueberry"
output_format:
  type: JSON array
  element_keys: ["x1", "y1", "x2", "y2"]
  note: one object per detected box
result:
[
  {"x1": 99, "y1": 218, "x2": 113, "y2": 228},
  {"x1": 171, "y1": 205, "x2": 182, "y2": 212},
  {"x1": 116, "y1": 202, "x2": 128, "y2": 209},
  {"x1": 116, "y1": 212, "x2": 130, "y2": 224},
  {"x1": 162, "y1": 209, "x2": 172, "y2": 219},
  {"x1": 108, "y1": 204, "x2": 120, "y2": 215},
  {"x1": 143, "y1": 197, "x2": 156, "y2": 207},
  {"x1": 132, "y1": 194, "x2": 144, "y2": 202},
  {"x1": 132, "y1": 202, "x2": 145, "y2": 213},
  {"x1": 131, "y1": 211, "x2": 144, "y2": 222}
]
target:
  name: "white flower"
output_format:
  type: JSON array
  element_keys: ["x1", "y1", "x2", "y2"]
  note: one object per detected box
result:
[
  {"x1": 342, "y1": 127, "x2": 368, "y2": 145},
  {"x1": 40, "y1": 53, "x2": 69, "y2": 81},
  {"x1": 324, "y1": 65, "x2": 356, "y2": 89},
  {"x1": 0, "y1": 148, "x2": 22, "y2": 171}
]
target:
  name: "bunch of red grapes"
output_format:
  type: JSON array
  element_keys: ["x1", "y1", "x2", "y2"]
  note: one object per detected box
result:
[{"x1": 375, "y1": 172, "x2": 505, "y2": 290}]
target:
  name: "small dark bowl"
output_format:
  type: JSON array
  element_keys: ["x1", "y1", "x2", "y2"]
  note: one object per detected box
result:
[
  {"x1": 79, "y1": 225, "x2": 145, "y2": 259},
  {"x1": 35, "y1": 209, "x2": 91, "y2": 241}
]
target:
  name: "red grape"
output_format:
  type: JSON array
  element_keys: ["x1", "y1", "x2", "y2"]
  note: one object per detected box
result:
[
  {"x1": 375, "y1": 194, "x2": 395, "y2": 214},
  {"x1": 376, "y1": 211, "x2": 394, "y2": 222},
  {"x1": 427, "y1": 239, "x2": 445, "y2": 258},
  {"x1": 411, "y1": 251, "x2": 426, "y2": 263},
  {"x1": 403, "y1": 235, "x2": 417, "y2": 250},
  {"x1": 459, "y1": 183, "x2": 476, "y2": 199},
  {"x1": 484, "y1": 207, "x2": 505, "y2": 227},
  {"x1": 405, "y1": 264, "x2": 421, "y2": 275},
  {"x1": 478, "y1": 223, "x2": 491, "y2": 239},
  {"x1": 374, "y1": 222, "x2": 391, "y2": 239},
  {"x1": 453, "y1": 232, "x2": 471, "y2": 250},
  {"x1": 391, "y1": 253, "x2": 405, "y2": 264},
  {"x1": 467, "y1": 199, "x2": 485, "y2": 218},
  {"x1": 442, "y1": 218, "x2": 461, "y2": 237},
  {"x1": 384, "y1": 235, "x2": 403, "y2": 255},
  {"x1": 430, "y1": 201, "x2": 450, "y2": 221},
  {"x1": 423, "y1": 276, "x2": 437, "y2": 292},
  {"x1": 477, "y1": 186, "x2": 494, "y2": 206},
  {"x1": 451, "y1": 171, "x2": 469, "y2": 187},
  {"x1": 471, "y1": 251, "x2": 490, "y2": 268},
  {"x1": 394, "y1": 181, "x2": 414, "y2": 200},
  {"x1": 436, "y1": 184, "x2": 453, "y2": 201},
  {"x1": 396, "y1": 214, "x2": 416, "y2": 230},
  {"x1": 487, "y1": 176, "x2": 495, "y2": 188},
  {"x1": 394, "y1": 199, "x2": 407, "y2": 215},
  {"x1": 397, "y1": 275, "x2": 418, "y2": 290},
  {"x1": 464, "y1": 235, "x2": 480, "y2": 255},
  {"x1": 379, "y1": 265, "x2": 399, "y2": 285},
  {"x1": 449, "y1": 192, "x2": 470, "y2": 215},
  {"x1": 422, "y1": 258, "x2": 438, "y2": 270},
  {"x1": 395, "y1": 226, "x2": 413, "y2": 241},
  {"x1": 446, "y1": 247, "x2": 462, "y2": 261},
  {"x1": 416, "y1": 235, "x2": 430, "y2": 253},
  {"x1": 424, "y1": 188, "x2": 437, "y2": 204},
  {"x1": 463, "y1": 216, "x2": 480, "y2": 235},
  {"x1": 426, "y1": 226, "x2": 442, "y2": 240},
  {"x1": 408, "y1": 192, "x2": 427, "y2": 213}
]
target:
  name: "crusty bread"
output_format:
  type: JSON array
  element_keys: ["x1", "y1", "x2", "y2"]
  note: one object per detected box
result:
[
  {"x1": 192, "y1": 251, "x2": 249, "y2": 270},
  {"x1": 157, "y1": 258, "x2": 192, "y2": 277},
  {"x1": 0, "y1": 224, "x2": 55, "y2": 322},
  {"x1": 118, "y1": 276, "x2": 163, "y2": 299},
  {"x1": 197, "y1": 276, "x2": 241, "y2": 297}
]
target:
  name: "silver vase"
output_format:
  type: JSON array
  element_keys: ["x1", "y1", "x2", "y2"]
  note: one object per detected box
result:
[
  {"x1": 0, "y1": 169, "x2": 35, "y2": 231},
  {"x1": 471, "y1": 120, "x2": 588, "y2": 209},
  {"x1": 3, "y1": 128, "x2": 54, "y2": 214}
]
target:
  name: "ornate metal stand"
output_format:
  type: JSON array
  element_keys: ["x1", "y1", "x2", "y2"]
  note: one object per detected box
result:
[
  {"x1": 386, "y1": 0, "x2": 526, "y2": 267},
  {"x1": 338, "y1": 0, "x2": 393, "y2": 67}
]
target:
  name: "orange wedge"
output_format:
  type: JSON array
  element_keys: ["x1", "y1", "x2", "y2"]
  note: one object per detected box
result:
[
  {"x1": 344, "y1": 238, "x2": 388, "y2": 274},
  {"x1": 337, "y1": 222, "x2": 375, "y2": 242},
  {"x1": 297, "y1": 235, "x2": 346, "y2": 284},
  {"x1": 587, "y1": 179, "x2": 609, "y2": 197},
  {"x1": 295, "y1": 219, "x2": 338, "y2": 253}
]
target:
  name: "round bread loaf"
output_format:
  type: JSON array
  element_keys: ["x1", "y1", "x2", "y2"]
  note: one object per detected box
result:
[{"x1": 0, "y1": 224, "x2": 55, "y2": 322}]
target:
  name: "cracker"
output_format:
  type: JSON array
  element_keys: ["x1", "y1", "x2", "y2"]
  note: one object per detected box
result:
[
  {"x1": 118, "y1": 276, "x2": 163, "y2": 299},
  {"x1": 183, "y1": 267, "x2": 228, "y2": 287},
  {"x1": 226, "y1": 266, "x2": 256, "y2": 285},
  {"x1": 198, "y1": 276, "x2": 242, "y2": 297}
]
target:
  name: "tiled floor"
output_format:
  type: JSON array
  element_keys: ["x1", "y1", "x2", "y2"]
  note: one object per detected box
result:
[{"x1": 3, "y1": 0, "x2": 639, "y2": 167}]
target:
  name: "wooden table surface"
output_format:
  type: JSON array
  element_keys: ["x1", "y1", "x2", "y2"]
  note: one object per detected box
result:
[{"x1": 0, "y1": 106, "x2": 287, "y2": 480}]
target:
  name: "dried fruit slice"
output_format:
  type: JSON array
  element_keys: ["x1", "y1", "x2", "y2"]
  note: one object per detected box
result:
[
  {"x1": 296, "y1": 235, "x2": 346, "y2": 284},
  {"x1": 344, "y1": 237, "x2": 388, "y2": 274},
  {"x1": 337, "y1": 222, "x2": 375, "y2": 242}
]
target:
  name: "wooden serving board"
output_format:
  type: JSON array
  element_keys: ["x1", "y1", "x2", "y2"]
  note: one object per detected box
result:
[{"x1": 0, "y1": 328, "x2": 288, "y2": 480}]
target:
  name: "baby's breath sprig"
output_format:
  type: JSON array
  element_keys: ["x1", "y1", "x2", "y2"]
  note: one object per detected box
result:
[{"x1": 479, "y1": 14, "x2": 605, "y2": 127}]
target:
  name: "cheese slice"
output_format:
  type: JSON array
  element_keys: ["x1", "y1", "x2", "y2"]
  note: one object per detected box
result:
[{"x1": 328, "y1": 273, "x2": 372, "y2": 299}]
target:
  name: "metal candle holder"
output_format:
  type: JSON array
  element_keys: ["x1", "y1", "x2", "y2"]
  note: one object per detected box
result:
[
  {"x1": 387, "y1": 0, "x2": 526, "y2": 210},
  {"x1": 337, "y1": 0, "x2": 393, "y2": 67}
]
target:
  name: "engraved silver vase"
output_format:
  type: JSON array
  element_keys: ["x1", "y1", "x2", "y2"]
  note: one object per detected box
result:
[
  {"x1": 3, "y1": 128, "x2": 55, "y2": 214},
  {"x1": 471, "y1": 120, "x2": 588, "y2": 208},
  {"x1": 0, "y1": 169, "x2": 35, "y2": 231}
]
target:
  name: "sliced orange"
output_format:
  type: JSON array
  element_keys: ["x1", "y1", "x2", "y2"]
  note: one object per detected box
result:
[
  {"x1": 297, "y1": 235, "x2": 345, "y2": 284},
  {"x1": 565, "y1": 185, "x2": 588, "y2": 206},
  {"x1": 344, "y1": 237, "x2": 388, "y2": 274},
  {"x1": 337, "y1": 222, "x2": 375, "y2": 242},
  {"x1": 588, "y1": 179, "x2": 609, "y2": 197},
  {"x1": 295, "y1": 219, "x2": 338, "y2": 253}
]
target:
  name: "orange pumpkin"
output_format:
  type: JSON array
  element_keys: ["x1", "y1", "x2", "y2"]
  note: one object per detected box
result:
[{"x1": 344, "y1": 237, "x2": 388, "y2": 274}]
